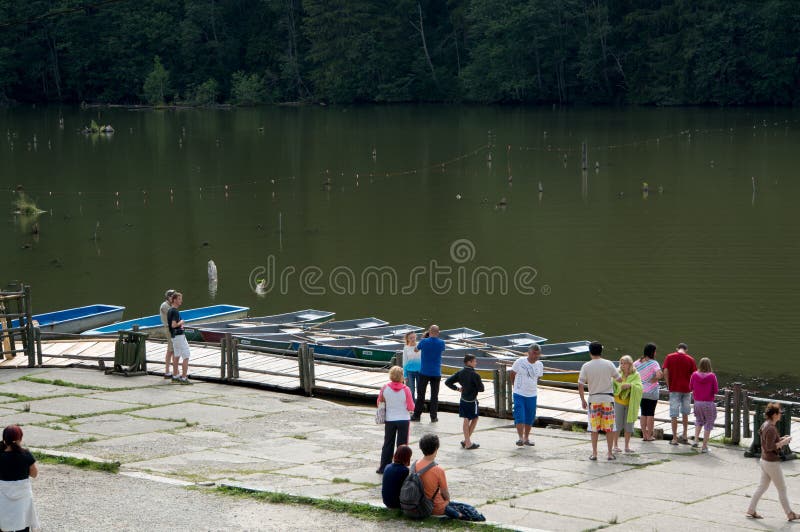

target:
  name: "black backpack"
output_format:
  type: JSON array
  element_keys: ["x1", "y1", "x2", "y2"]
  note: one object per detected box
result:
[{"x1": 399, "y1": 460, "x2": 439, "y2": 519}]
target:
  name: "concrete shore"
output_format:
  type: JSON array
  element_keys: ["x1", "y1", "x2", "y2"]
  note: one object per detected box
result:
[{"x1": 1, "y1": 366, "x2": 799, "y2": 531}]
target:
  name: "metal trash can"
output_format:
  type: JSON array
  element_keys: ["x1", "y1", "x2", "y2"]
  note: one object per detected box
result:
[{"x1": 109, "y1": 329, "x2": 148, "y2": 376}]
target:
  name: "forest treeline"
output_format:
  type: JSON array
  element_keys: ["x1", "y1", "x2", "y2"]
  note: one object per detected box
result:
[{"x1": 1, "y1": 0, "x2": 798, "y2": 106}]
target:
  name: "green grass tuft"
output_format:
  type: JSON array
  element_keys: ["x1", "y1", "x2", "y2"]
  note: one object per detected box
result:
[{"x1": 33, "y1": 452, "x2": 119, "y2": 473}]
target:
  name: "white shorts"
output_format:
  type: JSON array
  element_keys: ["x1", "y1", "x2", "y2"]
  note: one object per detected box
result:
[{"x1": 172, "y1": 334, "x2": 191, "y2": 360}]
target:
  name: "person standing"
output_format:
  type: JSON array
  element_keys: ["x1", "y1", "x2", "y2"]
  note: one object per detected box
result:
[
  {"x1": 578, "y1": 341, "x2": 622, "y2": 461},
  {"x1": 159, "y1": 289, "x2": 176, "y2": 378},
  {"x1": 746, "y1": 403, "x2": 799, "y2": 521},
  {"x1": 634, "y1": 343, "x2": 662, "y2": 441},
  {"x1": 662, "y1": 343, "x2": 697, "y2": 445},
  {"x1": 689, "y1": 357, "x2": 718, "y2": 453},
  {"x1": 509, "y1": 344, "x2": 544, "y2": 447},
  {"x1": 445, "y1": 353, "x2": 485, "y2": 450},
  {"x1": 0, "y1": 425, "x2": 40, "y2": 532},
  {"x1": 376, "y1": 366, "x2": 415, "y2": 474},
  {"x1": 411, "y1": 325, "x2": 445, "y2": 423},
  {"x1": 611, "y1": 356, "x2": 643, "y2": 453},
  {"x1": 403, "y1": 332, "x2": 421, "y2": 400},
  {"x1": 168, "y1": 292, "x2": 192, "y2": 384}
]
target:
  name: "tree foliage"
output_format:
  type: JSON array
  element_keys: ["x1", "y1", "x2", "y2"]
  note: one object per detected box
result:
[{"x1": 0, "y1": 0, "x2": 797, "y2": 105}]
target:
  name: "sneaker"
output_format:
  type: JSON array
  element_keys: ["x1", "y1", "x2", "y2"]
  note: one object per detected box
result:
[
  {"x1": 430, "y1": 418, "x2": 438, "y2": 423},
  {"x1": 516, "y1": 440, "x2": 524, "y2": 447},
  {"x1": 171, "y1": 375, "x2": 180, "y2": 383},
  {"x1": 410, "y1": 416, "x2": 421, "y2": 422},
  {"x1": 524, "y1": 440, "x2": 535, "y2": 447},
  {"x1": 163, "y1": 373, "x2": 172, "y2": 379},
  {"x1": 179, "y1": 377, "x2": 191, "y2": 385},
  {"x1": 701, "y1": 447, "x2": 710, "y2": 453}
]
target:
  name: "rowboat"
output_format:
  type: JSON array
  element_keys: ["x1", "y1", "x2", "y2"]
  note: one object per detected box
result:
[
  {"x1": 186, "y1": 309, "x2": 335, "y2": 341},
  {"x1": 81, "y1": 304, "x2": 249, "y2": 337},
  {"x1": 478, "y1": 332, "x2": 548, "y2": 349},
  {"x1": 336, "y1": 324, "x2": 424, "y2": 338},
  {"x1": 315, "y1": 318, "x2": 389, "y2": 331},
  {"x1": 11, "y1": 304, "x2": 125, "y2": 334},
  {"x1": 434, "y1": 327, "x2": 484, "y2": 341},
  {"x1": 539, "y1": 341, "x2": 591, "y2": 361}
]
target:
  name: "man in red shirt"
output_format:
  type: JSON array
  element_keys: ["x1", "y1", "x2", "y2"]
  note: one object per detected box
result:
[{"x1": 662, "y1": 343, "x2": 697, "y2": 445}]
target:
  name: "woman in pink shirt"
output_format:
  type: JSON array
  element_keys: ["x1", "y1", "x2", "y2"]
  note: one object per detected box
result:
[{"x1": 689, "y1": 357, "x2": 718, "y2": 453}]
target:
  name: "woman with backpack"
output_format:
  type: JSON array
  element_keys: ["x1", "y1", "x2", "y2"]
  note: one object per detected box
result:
[{"x1": 376, "y1": 366, "x2": 415, "y2": 474}]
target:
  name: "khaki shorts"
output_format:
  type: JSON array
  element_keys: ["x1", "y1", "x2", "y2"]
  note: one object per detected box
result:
[{"x1": 163, "y1": 327, "x2": 173, "y2": 351}]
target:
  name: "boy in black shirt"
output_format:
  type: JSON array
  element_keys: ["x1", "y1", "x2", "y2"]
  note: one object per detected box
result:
[
  {"x1": 445, "y1": 354, "x2": 484, "y2": 449},
  {"x1": 167, "y1": 292, "x2": 191, "y2": 384}
]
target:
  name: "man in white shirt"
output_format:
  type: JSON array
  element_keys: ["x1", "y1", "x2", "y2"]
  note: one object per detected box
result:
[
  {"x1": 578, "y1": 341, "x2": 622, "y2": 461},
  {"x1": 509, "y1": 344, "x2": 544, "y2": 447}
]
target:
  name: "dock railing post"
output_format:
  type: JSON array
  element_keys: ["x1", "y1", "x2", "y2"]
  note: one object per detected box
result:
[
  {"x1": 732, "y1": 382, "x2": 742, "y2": 445},
  {"x1": 497, "y1": 365, "x2": 508, "y2": 417},
  {"x1": 743, "y1": 392, "x2": 752, "y2": 439},
  {"x1": 781, "y1": 404, "x2": 796, "y2": 460},
  {"x1": 34, "y1": 327, "x2": 42, "y2": 366},
  {"x1": 23, "y1": 285, "x2": 35, "y2": 367},
  {"x1": 724, "y1": 389, "x2": 732, "y2": 439},
  {"x1": 505, "y1": 367, "x2": 514, "y2": 416},
  {"x1": 493, "y1": 370, "x2": 501, "y2": 415},
  {"x1": 224, "y1": 333, "x2": 235, "y2": 381},
  {"x1": 307, "y1": 346, "x2": 316, "y2": 396},
  {"x1": 298, "y1": 343, "x2": 308, "y2": 394},
  {"x1": 232, "y1": 338, "x2": 240, "y2": 379},
  {"x1": 220, "y1": 337, "x2": 227, "y2": 379}
]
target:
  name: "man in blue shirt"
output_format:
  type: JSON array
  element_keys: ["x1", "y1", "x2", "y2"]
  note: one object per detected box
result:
[{"x1": 411, "y1": 324, "x2": 446, "y2": 422}]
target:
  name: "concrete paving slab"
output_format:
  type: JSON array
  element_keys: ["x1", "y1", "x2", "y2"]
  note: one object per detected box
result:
[
  {"x1": 87, "y1": 387, "x2": 208, "y2": 406},
  {"x1": 126, "y1": 449, "x2": 281, "y2": 478},
  {"x1": 478, "y1": 503, "x2": 607, "y2": 531},
  {"x1": 77, "y1": 431, "x2": 229, "y2": 462},
  {"x1": 223, "y1": 437, "x2": 353, "y2": 464},
  {"x1": 0, "y1": 395, "x2": 20, "y2": 403},
  {"x1": 662, "y1": 493, "x2": 776, "y2": 531},
  {"x1": 33, "y1": 368, "x2": 166, "y2": 389},
  {"x1": 606, "y1": 512, "x2": 762, "y2": 531},
  {"x1": 509, "y1": 485, "x2": 684, "y2": 523},
  {"x1": 335, "y1": 486, "x2": 385, "y2": 508},
  {"x1": 23, "y1": 396, "x2": 140, "y2": 416},
  {"x1": 577, "y1": 467, "x2": 750, "y2": 503},
  {"x1": 0, "y1": 368, "x2": 50, "y2": 383},
  {"x1": 132, "y1": 402, "x2": 262, "y2": 424},
  {"x1": 278, "y1": 456, "x2": 384, "y2": 486},
  {"x1": 21, "y1": 425, "x2": 99, "y2": 447},
  {"x1": 221, "y1": 476, "x2": 362, "y2": 498},
  {"x1": 0, "y1": 380, "x2": 94, "y2": 399},
  {"x1": 70, "y1": 413, "x2": 185, "y2": 436},
  {"x1": 199, "y1": 394, "x2": 313, "y2": 414},
  {"x1": 0, "y1": 411, "x2": 60, "y2": 426}
]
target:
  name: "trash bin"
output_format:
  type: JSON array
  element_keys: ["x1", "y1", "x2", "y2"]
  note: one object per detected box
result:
[{"x1": 109, "y1": 329, "x2": 148, "y2": 376}]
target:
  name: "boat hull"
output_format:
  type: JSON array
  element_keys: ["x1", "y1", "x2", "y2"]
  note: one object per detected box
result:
[
  {"x1": 81, "y1": 305, "x2": 249, "y2": 337},
  {"x1": 21, "y1": 304, "x2": 126, "y2": 334}
]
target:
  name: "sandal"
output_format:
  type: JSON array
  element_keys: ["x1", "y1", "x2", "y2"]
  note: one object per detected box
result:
[
  {"x1": 669, "y1": 440, "x2": 679, "y2": 446},
  {"x1": 607, "y1": 454, "x2": 617, "y2": 461},
  {"x1": 613, "y1": 447, "x2": 622, "y2": 453},
  {"x1": 746, "y1": 512, "x2": 763, "y2": 519},
  {"x1": 788, "y1": 511, "x2": 800, "y2": 522},
  {"x1": 460, "y1": 441, "x2": 465, "y2": 448},
  {"x1": 524, "y1": 440, "x2": 535, "y2": 446},
  {"x1": 466, "y1": 443, "x2": 480, "y2": 450},
  {"x1": 516, "y1": 439, "x2": 524, "y2": 447},
  {"x1": 643, "y1": 437, "x2": 656, "y2": 442},
  {"x1": 588, "y1": 455, "x2": 597, "y2": 461}
]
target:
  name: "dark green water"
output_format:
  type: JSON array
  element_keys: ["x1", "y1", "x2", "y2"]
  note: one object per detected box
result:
[{"x1": 2, "y1": 106, "x2": 799, "y2": 392}]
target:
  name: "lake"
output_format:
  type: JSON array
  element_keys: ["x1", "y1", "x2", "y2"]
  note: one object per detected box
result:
[{"x1": 2, "y1": 105, "x2": 798, "y2": 394}]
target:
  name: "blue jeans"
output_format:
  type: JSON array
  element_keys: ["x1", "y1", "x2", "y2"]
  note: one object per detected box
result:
[{"x1": 406, "y1": 371, "x2": 419, "y2": 400}]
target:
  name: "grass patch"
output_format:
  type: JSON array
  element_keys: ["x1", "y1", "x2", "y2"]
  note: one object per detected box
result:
[
  {"x1": 33, "y1": 452, "x2": 119, "y2": 473},
  {"x1": 290, "y1": 434, "x2": 307, "y2": 440},
  {"x1": 215, "y1": 486, "x2": 500, "y2": 529},
  {"x1": 331, "y1": 477, "x2": 350, "y2": 484},
  {"x1": 0, "y1": 392, "x2": 37, "y2": 402},
  {"x1": 709, "y1": 436, "x2": 734, "y2": 445},
  {"x1": 52, "y1": 437, "x2": 99, "y2": 448},
  {"x1": 21, "y1": 376, "x2": 124, "y2": 391},
  {"x1": 571, "y1": 424, "x2": 586, "y2": 433}
]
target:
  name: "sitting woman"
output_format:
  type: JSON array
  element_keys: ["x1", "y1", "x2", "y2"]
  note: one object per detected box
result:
[
  {"x1": 0, "y1": 424, "x2": 40, "y2": 532},
  {"x1": 381, "y1": 444, "x2": 412, "y2": 509}
]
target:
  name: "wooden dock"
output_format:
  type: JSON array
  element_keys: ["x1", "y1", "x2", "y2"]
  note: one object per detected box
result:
[{"x1": 0, "y1": 338, "x2": 740, "y2": 441}]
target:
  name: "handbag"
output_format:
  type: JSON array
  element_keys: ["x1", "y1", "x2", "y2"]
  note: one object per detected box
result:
[{"x1": 376, "y1": 401, "x2": 386, "y2": 424}]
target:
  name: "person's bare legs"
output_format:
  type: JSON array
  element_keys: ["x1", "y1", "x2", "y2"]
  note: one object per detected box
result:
[
  {"x1": 702, "y1": 428, "x2": 711, "y2": 450},
  {"x1": 164, "y1": 347, "x2": 173, "y2": 375},
  {"x1": 468, "y1": 418, "x2": 478, "y2": 439},
  {"x1": 611, "y1": 430, "x2": 620, "y2": 452},
  {"x1": 670, "y1": 417, "x2": 679, "y2": 443},
  {"x1": 463, "y1": 418, "x2": 472, "y2": 447},
  {"x1": 624, "y1": 430, "x2": 633, "y2": 452},
  {"x1": 523, "y1": 424, "x2": 532, "y2": 442},
  {"x1": 590, "y1": 431, "x2": 599, "y2": 458},
  {"x1": 605, "y1": 431, "x2": 615, "y2": 458},
  {"x1": 682, "y1": 414, "x2": 689, "y2": 441},
  {"x1": 516, "y1": 423, "x2": 526, "y2": 442},
  {"x1": 172, "y1": 356, "x2": 180, "y2": 378},
  {"x1": 181, "y1": 358, "x2": 189, "y2": 379}
]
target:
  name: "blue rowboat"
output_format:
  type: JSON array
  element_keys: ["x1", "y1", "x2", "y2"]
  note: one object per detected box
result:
[
  {"x1": 434, "y1": 327, "x2": 484, "y2": 341},
  {"x1": 81, "y1": 304, "x2": 249, "y2": 338},
  {"x1": 11, "y1": 304, "x2": 125, "y2": 334},
  {"x1": 315, "y1": 318, "x2": 389, "y2": 331}
]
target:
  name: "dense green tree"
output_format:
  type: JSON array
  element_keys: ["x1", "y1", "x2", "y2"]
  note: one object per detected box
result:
[
  {"x1": 143, "y1": 56, "x2": 170, "y2": 105},
  {"x1": 0, "y1": 0, "x2": 798, "y2": 105}
]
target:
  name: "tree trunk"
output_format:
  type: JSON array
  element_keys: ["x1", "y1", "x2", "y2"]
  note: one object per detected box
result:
[{"x1": 410, "y1": 3, "x2": 438, "y2": 87}]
